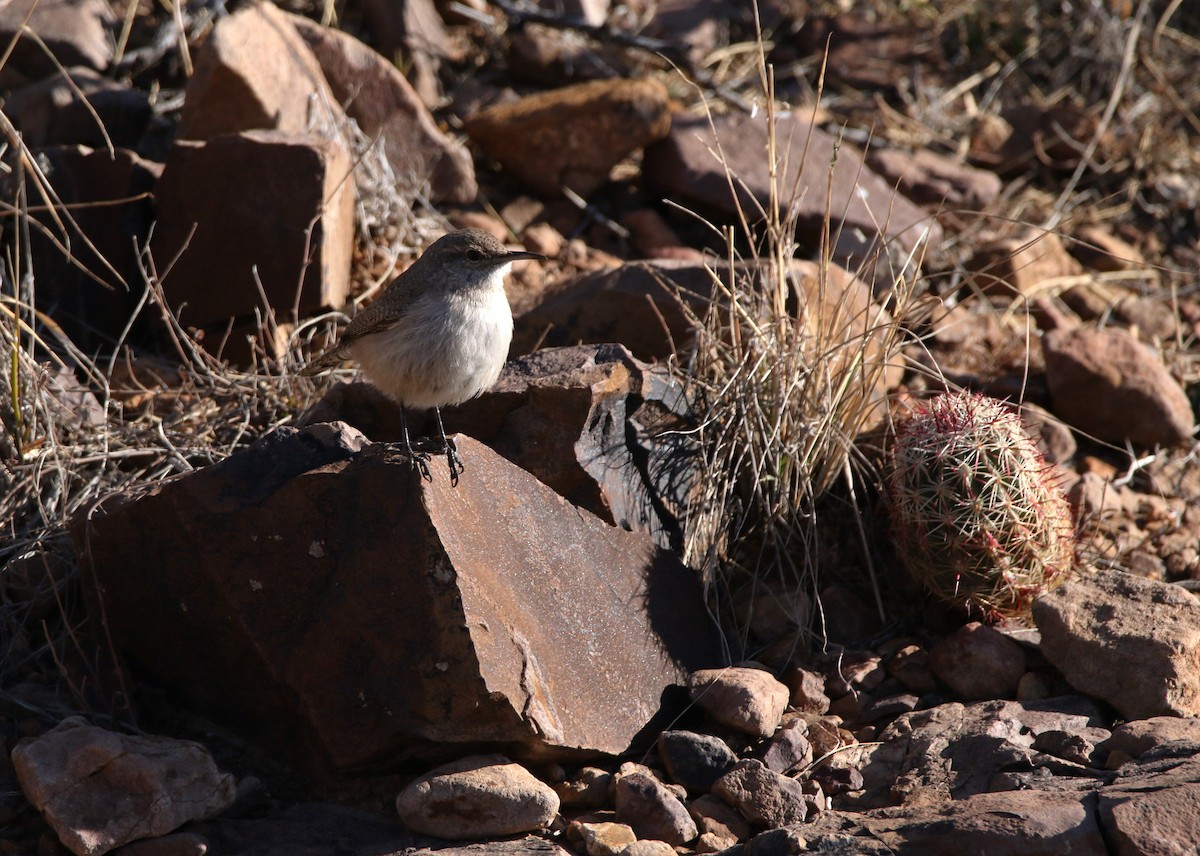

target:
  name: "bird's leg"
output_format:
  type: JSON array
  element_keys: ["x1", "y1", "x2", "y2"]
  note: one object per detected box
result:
[
  {"x1": 400, "y1": 406, "x2": 432, "y2": 482},
  {"x1": 433, "y1": 406, "x2": 464, "y2": 486}
]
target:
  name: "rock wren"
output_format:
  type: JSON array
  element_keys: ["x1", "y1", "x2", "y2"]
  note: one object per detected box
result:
[{"x1": 301, "y1": 227, "x2": 545, "y2": 481}]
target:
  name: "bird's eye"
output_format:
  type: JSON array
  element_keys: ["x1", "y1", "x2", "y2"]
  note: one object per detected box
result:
[{"x1": 466, "y1": 250, "x2": 483, "y2": 261}]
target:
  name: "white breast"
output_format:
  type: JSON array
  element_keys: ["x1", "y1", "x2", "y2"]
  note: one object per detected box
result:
[{"x1": 350, "y1": 267, "x2": 514, "y2": 409}]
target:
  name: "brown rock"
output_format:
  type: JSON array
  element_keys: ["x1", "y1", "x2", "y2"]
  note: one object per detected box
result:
[
  {"x1": 1100, "y1": 716, "x2": 1200, "y2": 761},
  {"x1": 538, "y1": 0, "x2": 609, "y2": 26},
  {"x1": 1020, "y1": 402, "x2": 1078, "y2": 465},
  {"x1": 642, "y1": 112, "x2": 941, "y2": 291},
  {"x1": 885, "y1": 644, "x2": 937, "y2": 695},
  {"x1": 1033, "y1": 569, "x2": 1200, "y2": 720},
  {"x1": 23, "y1": 146, "x2": 160, "y2": 348},
  {"x1": 6, "y1": 68, "x2": 151, "y2": 149},
  {"x1": 360, "y1": 0, "x2": 446, "y2": 106},
  {"x1": 288, "y1": 15, "x2": 477, "y2": 205},
  {"x1": 803, "y1": 789, "x2": 1106, "y2": 855},
  {"x1": 1070, "y1": 224, "x2": 1148, "y2": 273},
  {"x1": 712, "y1": 759, "x2": 809, "y2": 827},
  {"x1": 395, "y1": 755, "x2": 559, "y2": 840},
  {"x1": 1097, "y1": 749, "x2": 1200, "y2": 856},
  {"x1": 689, "y1": 667, "x2": 789, "y2": 738},
  {"x1": 1044, "y1": 326, "x2": 1194, "y2": 448},
  {"x1": 108, "y1": 833, "x2": 208, "y2": 856},
  {"x1": 12, "y1": 718, "x2": 236, "y2": 856},
  {"x1": 759, "y1": 719, "x2": 813, "y2": 774},
  {"x1": 151, "y1": 130, "x2": 355, "y2": 332},
  {"x1": 573, "y1": 820, "x2": 636, "y2": 856},
  {"x1": 643, "y1": 0, "x2": 732, "y2": 64},
  {"x1": 865, "y1": 147, "x2": 1002, "y2": 211},
  {"x1": 783, "y1": 667, "x2": 831, "y2": 715},
  {"x1": 964, "y1": 229, "x2": 1082, "y2": 298},
  {"x1": 465, "y1": 78, "x2": 671, "y2": 197},
  {"x1": 613, "y1": 772, "x2": 697, "y2": 846},
  {"x1": 554, "y1": 766, "x2": 612, "y2": 809},
  {"x1": 516, "y1": 260, "x2": 901, "y2": 430},
  {"x1": 74, "y1": 425, "x2": 720, "y2": 774},
  {"x1": 928, "y1": 622, "x2": 1027, "y2": 701},
  {"x1": 687, "y1": 794, "x2": 750, "y2": 843},
  {"x1": 0, "y1": 0, "x2": 114, "y2": 85},
  {"x1": 177, "y1": 2, "x2": 342, "y2": 141}
]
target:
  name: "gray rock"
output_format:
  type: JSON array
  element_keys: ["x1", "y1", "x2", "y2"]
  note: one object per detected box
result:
[
  {"x1": 657, "y1": 730, "x2": 737, "y2": 794},
  {"x1": 712, "y1": 759, "x2": 809, "y2": 828}
]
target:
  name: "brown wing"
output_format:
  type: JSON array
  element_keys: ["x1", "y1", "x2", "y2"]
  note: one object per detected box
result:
[{"x1": 298, "y1": 278, "x2": 419, "y2": 376}]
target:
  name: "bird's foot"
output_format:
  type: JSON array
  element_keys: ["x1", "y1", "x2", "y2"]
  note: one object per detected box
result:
[
  {"x1": 403, "y1": 443, "x2": 433, "y2": 482},
  {"x1": 445, "y1": 437, "x2": 464, "y2": 487}
]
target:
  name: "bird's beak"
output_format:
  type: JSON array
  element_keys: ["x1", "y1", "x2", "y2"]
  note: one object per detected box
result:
[{"x1": 504, "y1": 249, "x2": 548, "y2": 262}]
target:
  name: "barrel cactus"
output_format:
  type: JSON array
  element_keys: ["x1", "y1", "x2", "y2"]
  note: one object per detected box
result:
[{"x1": 886, "y1": 392, "x2": 1075, "y2": 618}]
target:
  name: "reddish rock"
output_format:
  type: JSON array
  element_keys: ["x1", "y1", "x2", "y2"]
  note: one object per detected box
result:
[
  {"x1": 613, "y1": 772, "x2": 697, "y2": 846},
  {"x1": 964, "y1": 229, "x2": 1082, "y2": 298},
  {"x1": 516, "y1": 260, "x2": 901, "y2": 431},
  {"x1": 151, "y1": 130, "x2": 355, "y2": 332},
  {"x1": 642, "y1": 112, "x2": 941, "y2": 287},
  {"x1": 1033, "y1": 569, "x2": 1200, "y2": 720},
  {"x1": 395, "y1": 755, "x2": 559, "y2": 840},
  {"x1": 928, "y1": 622, "x2": 1027, "y2": 701},
  {"x1": 884, "y1": 644, "x2": 938, "y2": 695},
  {"x1": 0, "y1": 0, "x2": 114, "y2": 86},
  {"x1": 865, "y1": 147, "x2": 1002, "y2": 211},
  {"x1": 1043, "y1": 327, "x2": 1195, "y2": 448},
  {"x1": 74, "y1": 426, "x2": 719, "y2": 774},
  {"x1": 360, "y1": 0, "x2": 446, "y2": 106},
  {"x1": 688, "y1": 667, "x2": 789, "y2": 738},
  {"x1": 712, "y1": 759, "x2": 809, "y2": 827},
  {"x1": 465, "y1": 78, "x2": 671, "y2": 197},
  {"x1": 288, "y1": 15, "x2": 477, "y2": 205},
  {"x1": 177, "y1": 2, "x2": 342, "y2": 141},
  {"x1": 23, "y1": 146, "x2": 160, "y2": 348},
  {"x1": 553, "y1": 766, "x2": 612, "y2": 809},
  {"x1": 305, "y1": 345, "x2": 700, "y2": 553},
  {"x1": 6, "y1": 68, "x2": 151, "y2": 149},
  {"x1": 12, "y1": 718, "x2": 235, "y2": 856},
  {"x1": 1100, "y1": 717, "x2": 1200, "y2": 761},
  {"x1": 1070, "y1": 224, "x2": 1148, "y2": 273},
  {"x1": 783, "y1": 666, "x2": 831, "y2": 715},
  {"x1": 643, "y1": 0, "x2": 732, "y2": 64},
  {"x1": 687, "y1": 794, "x2": 750, "y2": 844}
]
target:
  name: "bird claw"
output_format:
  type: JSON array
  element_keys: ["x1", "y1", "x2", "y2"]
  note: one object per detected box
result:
[
  {"x1": 404, "y1": 445, "x2": 433, "y2": 482},
  {"x1": 445, "y1": 437, "x2": 464, "y2": 487}
]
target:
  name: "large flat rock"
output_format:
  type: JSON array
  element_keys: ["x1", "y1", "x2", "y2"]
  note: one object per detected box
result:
[{"x1": 73, "y1": 425, "x2": 720, "y2": 775}]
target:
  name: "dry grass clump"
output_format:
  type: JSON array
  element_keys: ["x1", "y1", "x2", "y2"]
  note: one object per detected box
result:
[{"x1": 674, "y1": 46, "x2": 927, "y2": 656}]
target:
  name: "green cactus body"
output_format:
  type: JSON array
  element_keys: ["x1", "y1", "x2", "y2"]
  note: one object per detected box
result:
[{"x1": 887, "y1": 392, "x2": 1074, "y2": 617}]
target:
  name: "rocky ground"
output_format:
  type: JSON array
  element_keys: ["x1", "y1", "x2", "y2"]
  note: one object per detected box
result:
[{"x1": 4, "y1": 1, "x2": 1200, "y2": 855}]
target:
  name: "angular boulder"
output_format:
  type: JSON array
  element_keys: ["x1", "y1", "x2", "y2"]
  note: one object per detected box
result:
[
  {"x1": 12, "y1": 718, "x2": 236, "y2": 856},
  {"x1": 465, "y1": 78, "x2": 671, "y2": 197},
  {"x1": 74, "y1": 425, "x2": 720, "y2": 774},
  {"x1": 1033, "y1": 569, "x2": 1200, "y2": 720},
  {"x1": 151, "y1": 129, "x2": 355, "y2": 331}
]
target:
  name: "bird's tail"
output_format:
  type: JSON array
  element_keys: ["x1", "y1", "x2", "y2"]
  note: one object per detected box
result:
[{"x1": 298, "y1": 346, "x2": 349, "y2": 377}]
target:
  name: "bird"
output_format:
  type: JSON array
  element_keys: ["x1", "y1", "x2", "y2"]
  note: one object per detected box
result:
[{"x1": 301, "y1": 227, "x2": 546, "y2": 482}]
